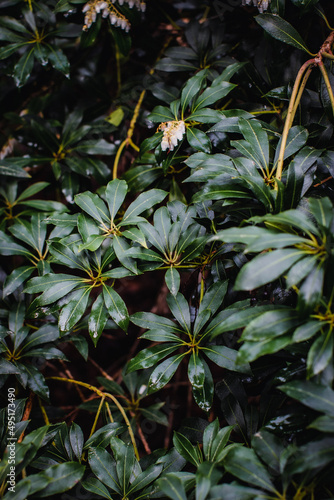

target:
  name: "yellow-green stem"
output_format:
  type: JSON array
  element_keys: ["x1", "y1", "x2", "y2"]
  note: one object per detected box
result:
[
  {"x1": 48, "y1": 377, "x2": 139, "y2": 460},
  {"x1": 113, "y1": 139, "x2": 127, "y2": 180},
  {"x1": 39, "y1": 397, "x2": 50, "y2": 425},
  {"x1": 290, "y1": 66, "x2": 313, "y2": 124},
  {"x1": 322, "y1": 51, "x2": 334, "y2": 60},
  {"x1": 319, "y1": 61, "x2": 334, "y2": 116},
  {"x1": 275, "y1": 59, "x2": 315, "y2": 185},
  {"x1": 89, "y1": 395, "x2": 105, "y2": 438}
]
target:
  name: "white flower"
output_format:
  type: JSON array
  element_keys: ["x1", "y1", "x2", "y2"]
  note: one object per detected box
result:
[{"x1": 160, "y1": 121, "x2": 185, "y2": 152}]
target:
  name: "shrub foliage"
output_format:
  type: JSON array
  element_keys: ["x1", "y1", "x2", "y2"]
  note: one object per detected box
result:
[{"x1": 1, "y1": 0, "x2": 334, "y2": 498}]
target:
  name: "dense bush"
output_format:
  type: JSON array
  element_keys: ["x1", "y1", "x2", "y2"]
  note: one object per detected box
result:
[{"x1": 1, "y1": 0, "x2": 334, "y2": 498}]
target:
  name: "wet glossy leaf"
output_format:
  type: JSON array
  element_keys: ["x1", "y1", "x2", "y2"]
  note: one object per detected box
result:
[
  {"x1": 235, "y1": 249, "x2": 305, "y2": 291},
  {"x1": 173, "y1": 432, "x2": 202, "y2": 467},
  {"x1": 186, "y1": 128, "x2": 211, "y2": 153},
  {"x1": 203, "y1": 345, "x2": 251, "y2": 374},
  {"x1": 167, "y1": 293, "x2": 191, "y2": 332},
  {"x1": 103, "y1": 285, "x2": 129, "y2": 331},
  {"x1": 89, "y1": 294, "x2": 109, "y2": 346},
  {"x1": 148, "y1": 353, "x2": 187, "y2": 393},
  {"x1": 256, "y1": 14, "x2": 310, "y2": 53},
  {"x1": 224, "y1": 446, "x2": 277, "y2": 493},
  {"x1": 165, "y1": 267, "x2": 180, "y2": 296},
  {"x1": 13, "y1": 48, "x2": 34, "y2": 87},
  {"x1": 279, "y1": 380, "x2": 334, "y2": 416},
  {"x1": 88, "y1": 447, "x2": 121, "y2": 494},
  {"x1": 81, "y1": 477, "x2": 113, "y2": 499}
]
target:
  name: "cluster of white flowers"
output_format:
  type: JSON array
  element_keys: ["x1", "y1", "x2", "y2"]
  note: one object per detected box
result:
[
  {"x1": 242, "y1": 0, "x2": 270, "y2": 13},
  {"x1": 82, "y1": 0, "x2": 145, "y2": 31},
  {"x1": 159, "y1": 121, "x2": 186, "y2": 152}
]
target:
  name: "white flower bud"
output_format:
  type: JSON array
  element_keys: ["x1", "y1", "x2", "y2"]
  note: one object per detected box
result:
[{"x1": 110, "y1": 13, "x2": 117, "y2": 24}]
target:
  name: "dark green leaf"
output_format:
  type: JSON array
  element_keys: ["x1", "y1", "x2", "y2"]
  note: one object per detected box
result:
[
  {"x1": 147, "y1": 106, "x2": 175, "y2": 122},
  {"x1": 158, "y1": 474, "x2": 188, "y2": 500},
  {"x1": 33, "y1": 462, "x2": 84, "y2": 497},
  {"x1": 46, "y1": 46, "x2": 70, "y2": 76},
  {"x1": 241, "y1": 309, "x2": 302, "y2": 341},
  {"x1": 186, "y1": 128, "x2": 211, "y2": 153},
  {"x1": 88, "y1": 447, "x2": 121, "y2": 494},
  {"x1": 13, "y1": 48, "x2": 35, "y2": 87},
  {"x1": 203, "y1": 346, "x2": 251, "y2": 374},
  {"x1": 89, "y1": 294, "x2": 109, "y2": 346},
  {"x1": 256, "y1": 14, "x2": 311, "y2": 53},
  {"x1": 173, "y1": 432, "x2": 202, "y2": 467},
  {"x1": 3, "y1": 266, "x2": 34, "y2": 297},
  {"x1": 235, "y1": 249, "x2": 305, "y2": 291},
  {"x1": 307, "y1": 330, "x2": 333, "y2": 377},
  {"x1": 122, "y1": 188, "x2": 167, "y2": 225},
  {"x1": 82, "y1": 477, "x2": 113, "y2": 499},
  {"x1": 193, "y1": 82, "x2": 235, "y2": 111},
  {"x1": 224, "y1": 446, "x2": 277, "y2": 493},
  {"x1": 25, "y1": 274, "x2": 83, "y2": 305},
  {"x1": 58, "y1": 286, "x2": 91, "y2": 332},
  {"x1": 103, "y1": 285, "x2": 129, "y2": 331},
  {"x1": 278, "y1": 380, "x2": 334, "y2": 416},
  {"x1": 167, "y1": 293, "x2": 191, "y2": 333},
  {"x1": 239, "y1": 118, "x2": 269, "y2": 169},
  {"x1": 165, "y1": 267, "x2": 180, "y2": 296},
  {"x1": 127, "y1": 344, "x2": 179, "y2": 373},
  {"x1": 148, "y1": 353, "x2": 187, "y2": 393},
  {"x1": 181, "y1": 70, "x2": 207, "y2": 116}
]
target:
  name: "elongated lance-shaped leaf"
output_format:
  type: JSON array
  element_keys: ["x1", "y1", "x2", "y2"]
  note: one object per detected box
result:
[
  {"x1": 48, "y1": 241, "x2": 89, "y2": 272},
  {"x1": 113, "y1": 235, "x2": 138, "y2": 274},
  {"x1": 74, "y1": 191, "x2": 110, "y2": 225},
  {"x1": 241, "y1": 309, "x2": 302, "y2": 341},
  {"x1": 25, "y1": 274, "x2": 84, "y2": 305},
  {"x1": 202, "y1": 346, "x2": 251, "y2": 374},
  {"x1": 103, "y1": 284, "x2": 129, "y2": 331},
  {"x1": 198, "y1": 280, "x2": 228, "y2": 317},
  {"x1": 237, "y1": 334, "x2": 293, "y2": 364},
  {"x1": 122, "y1": 188, "x2": 167, "y2": 225},
  {"x1": 81, "y1": 477, "x2": 113, "y2": 500},
  {"x1": 256, "y1": 13, "x2": 311, "y2": 53},
  {"x1": 127, "y1": 344, "x2": 180, "y2": 373},
  {"x1": 235, "y1": 248, "x2": 306, "y2": 291},
  {"x1": 173, "y1": 432, "x2": 202, "y2": 467},
  {"x1": 239, "y1": 118, "x2": 269, "y2": 170},
  {"x1": 14, "y1": 47, "x2": 35, "y2": 87},
  {"x1": 3, "y1": 266, "x2": 34, "y2": 297},
  {"x1": 147, "y1": 105, "x2": 175, "y2": 122},
  {"x1": 58, "y1": 286, "x2": 91, "y2": 333},
  {"x1": 278, "y1": 380, "x2": 334, "y2": 416},
  {"x1": 126, "y1": 463, "x2": 163, "y2": 496},
  {"x1": 0, "y1": 230, "x2": 35, "y2": 258},
  {"x1": 165, "y1": 267, "x2": 180, "y2": 296},
  {"x1": 251, "y1": 430, "x2": 283, "y2": 475},
  {"x1": 167, "y1": 293, "x2": 191, "y2": 333},
  {"x1": 89, "y1": 294, "x2": 109, "y2": 346},
  {"x1": 148, "y1": 353, "x2": 188, "y2": 394},
  {"x1": 192, "y1": 82, "x2": 236, "y2": 111},
  {"x1": 105, "y1": 179, "x2": 128, "y2": 222},
  {"x1": 181, "y1": 69, "x2": 207, "y2": 117},
  {"x1": 273, "y1": 125, "x2": 308, "y2": 165},
  {"x1": 131, "y1": 311, "x2": 182, "y2": 333},
  {"x1": 158, "y1": 474, "x2": 188, "y2": 500},
  {"x1": 88, "y1": 447, "x2": 122, "y2": 494},
  {"x1": 224, "y1": 446, "x2": 278, "y2": 493},
  {"x1": 154, "y1": 206, "x2": 172, "y2": 250}
]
